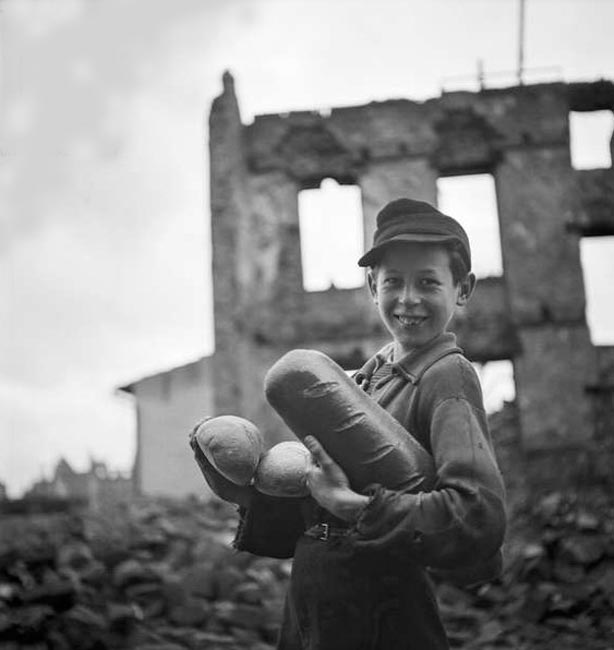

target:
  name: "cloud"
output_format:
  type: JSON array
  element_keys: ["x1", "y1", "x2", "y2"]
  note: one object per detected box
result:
[
  {"x1": 0, "y1": 0, "x2": 257, "y2": 495},
  {"x1": 0, "y1": 0, "x2": 240, "y2": 243},
  {"x1": 3, "y1": 198, "x2": 210, "y2": 386}
]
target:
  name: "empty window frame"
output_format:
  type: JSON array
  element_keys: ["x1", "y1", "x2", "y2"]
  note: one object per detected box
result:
[
  {"x1": 437, "y1": 174, "x2": 503, "y2": 279},
  {"x1": 474, "y1": 360, "x2": 516, "y2": 414},
  {"x1": 569, "y1": 111, "x2": 613, "y2": 170},
  {"x1": 298, "y1": 179, "x2": 364, "y2": 292},
  {"x1": 580, "y1": 236, "x2": 614, "y2": 345}
]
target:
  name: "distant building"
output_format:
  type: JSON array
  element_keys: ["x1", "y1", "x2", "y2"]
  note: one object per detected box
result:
[
  {"x1": 26, "y1": 457, "x2": 133, "y2": 507},
  {"x1": 119, "y1": 358, "x2": 217, "y2": 498}
]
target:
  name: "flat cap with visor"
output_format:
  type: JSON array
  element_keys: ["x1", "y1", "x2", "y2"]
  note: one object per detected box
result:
[{"x1": 357, "y1": 198, "x2": 472, "y2": 272}]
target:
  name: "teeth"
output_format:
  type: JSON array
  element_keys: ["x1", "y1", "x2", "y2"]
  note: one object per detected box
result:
[{"x1": 397, "y1": 316, "x2": 424, "y2": 326}]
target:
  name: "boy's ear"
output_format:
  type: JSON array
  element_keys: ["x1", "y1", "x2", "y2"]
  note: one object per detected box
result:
[
  {"x1": 456, "y1": 272, "x2": 476, "y2": 307},
  {"x1": 367, "y1": 270, "x2": 378, "y2": 303}
]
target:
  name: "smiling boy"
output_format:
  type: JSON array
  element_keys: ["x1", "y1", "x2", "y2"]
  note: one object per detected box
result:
[
  {"x1": 368, "y1": 239, "x2": 474, "y2": 358},
  {"x1": 285, "y1": 199, "x2": 507, "y2": 649},
  {"x1": 194, "y1": 198, "x2": 507, "y2": 649}
]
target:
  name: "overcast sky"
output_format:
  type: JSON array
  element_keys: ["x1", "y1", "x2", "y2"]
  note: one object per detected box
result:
[{"x1": 2, "y1": 0, "x2": 613, "y2": 497}]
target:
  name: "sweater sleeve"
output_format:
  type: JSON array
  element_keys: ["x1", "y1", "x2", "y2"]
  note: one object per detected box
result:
[{"x1": 351, "y1": 358, "x2": 507, "y2": 573}]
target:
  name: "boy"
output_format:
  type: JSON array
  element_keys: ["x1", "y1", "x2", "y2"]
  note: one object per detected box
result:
[{"x1": 191, "y1": 198, "x2": 507, "y2": 650}]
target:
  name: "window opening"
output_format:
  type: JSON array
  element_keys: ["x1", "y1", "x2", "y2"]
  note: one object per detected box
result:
[
  {"x1": 437, "y1": 174, "x2": 503, "y2": 279},
  {"x1": 298, "y1": 178, "x2": 364, "y2": 292},
  {"x1": 580, "y1": 236, "x2": 614, "y2": 345},
  {"x1": 474, "y1": 360, "x2": 516, "y2": 414},
  {"x1": 569, "y1": 111, "x2": 613, "y2": 170}
]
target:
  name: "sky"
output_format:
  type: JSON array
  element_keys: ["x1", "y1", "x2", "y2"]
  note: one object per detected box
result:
[{"x1": 2, "y1": 0, "x2": 613, "y2": 497}]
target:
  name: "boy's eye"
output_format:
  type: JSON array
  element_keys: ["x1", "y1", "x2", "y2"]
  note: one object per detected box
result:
[
  {"x1": 420, "y1": 278, "x2": 439, "y2": 287},
  {"x1": 383, "y1": 277, "x2": 400, "y2": 286}
]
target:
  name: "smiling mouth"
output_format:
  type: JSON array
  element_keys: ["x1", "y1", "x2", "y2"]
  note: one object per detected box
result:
[{"x1": 395, "y1": 315, "x2": 427, "y2": 327}]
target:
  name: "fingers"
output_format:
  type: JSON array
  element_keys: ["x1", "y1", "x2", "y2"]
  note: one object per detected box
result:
[
  {"x1": 303, "y1": 436, "x2": 334, "y2": 468},
  {"x1": 189, "y1": 416, "x2": 213, "y2": 448}
]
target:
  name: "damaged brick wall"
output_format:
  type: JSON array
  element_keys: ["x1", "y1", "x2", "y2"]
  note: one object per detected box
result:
[{"x1": 208, "y1": 72, "x2": 614, "y2": 481}]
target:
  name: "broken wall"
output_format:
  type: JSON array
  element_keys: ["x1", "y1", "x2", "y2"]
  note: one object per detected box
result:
[{"x1": 209, "y1": 73, "x2": 614, "y2": 478}]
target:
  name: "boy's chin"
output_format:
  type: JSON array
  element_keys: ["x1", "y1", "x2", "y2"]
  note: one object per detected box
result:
[{"x1": 394, "y1": 330, "x2": 439, "y2": 352}]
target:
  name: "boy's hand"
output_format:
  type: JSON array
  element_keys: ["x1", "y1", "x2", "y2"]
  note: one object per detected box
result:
[
  {"x1": 190, "y1": 428, "x2": 254, "y2": 508},
  {"x1": 304, "y1": 436, "x2": 369, "y2": 522}
]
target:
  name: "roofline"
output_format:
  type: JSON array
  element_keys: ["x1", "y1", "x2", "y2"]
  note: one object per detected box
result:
[{"x1": 117, "y1": 354, "x2": 212, "y2": 394}]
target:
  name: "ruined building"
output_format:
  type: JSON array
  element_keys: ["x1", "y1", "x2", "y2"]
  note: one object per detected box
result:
[
  {"x1": 119, "y1": 74, "x2": 614, "y2": 497},
  {"x1": 25, "y1": 458, "x2": 134, "y2": 508}
]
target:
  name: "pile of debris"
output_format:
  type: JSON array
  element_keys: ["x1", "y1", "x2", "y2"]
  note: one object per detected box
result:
[
  {"x1": 2, "y1": 420, "x2": 613, "y2": 650},
  {"x1": 438, "y1": 488, "x2": 614, "y2": 649},
  {"x1": 0, "y1": 498, "x2": 288, "y2": 650}
]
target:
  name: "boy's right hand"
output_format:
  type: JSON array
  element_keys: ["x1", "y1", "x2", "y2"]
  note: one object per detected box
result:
[
  {"x1": 189, "y1": 428, "x2": 254, "y2": 508},
  {"x1": 304, "y1": 435, "x2": 369, "y2": 522}
]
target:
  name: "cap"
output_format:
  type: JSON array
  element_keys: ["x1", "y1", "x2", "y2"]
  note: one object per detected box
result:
[{"x1": 357, "y1": 198, "x2": 471, "y2": 271}]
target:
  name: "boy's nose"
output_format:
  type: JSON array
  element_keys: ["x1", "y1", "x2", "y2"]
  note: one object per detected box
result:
[{"x1": 399, "y1": 285, "x2": 420, "y2": 305}]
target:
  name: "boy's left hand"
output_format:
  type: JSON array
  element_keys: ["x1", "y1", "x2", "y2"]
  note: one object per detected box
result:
[{"x1": 304, "y1": 436, "x2": 369, "y2": 522}]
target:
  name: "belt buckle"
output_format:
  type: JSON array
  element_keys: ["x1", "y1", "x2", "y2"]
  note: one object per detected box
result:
[{"x1": 317, "y1": 523, "x2": 329, "y2": 540}]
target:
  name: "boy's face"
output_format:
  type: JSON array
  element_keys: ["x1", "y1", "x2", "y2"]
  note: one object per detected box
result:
[{"x1": 368, "y1": 242, "x2": 474, "y2": 357}]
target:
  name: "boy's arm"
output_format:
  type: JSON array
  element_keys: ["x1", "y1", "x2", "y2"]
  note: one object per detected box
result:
[
  {"x1": 189, "y1": 426, "x2": 254, "y2": 507},
  {"x1": 352, "y1": 388, "x2": 506, "y2": 572},
  {"x1": 189, "y1": 428, "x2": 306, "y2": 558},
  {"x1": 233, "y1": 491, "x2": 307, "y2": 559},
  {"x1": 296, "y1": 356, "x2": 505, "y2": 581}
]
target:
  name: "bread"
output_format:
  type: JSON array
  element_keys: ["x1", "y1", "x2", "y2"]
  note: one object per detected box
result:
[
  {"x1": 254, "y1": 441, "x2": 311, "y2": 498},
  {"x1": 193, "y1": 415, "x2": 264, "y2": 486},
  {"x1": 264, "y1": 349, "x2": 436, "y2": 492}
]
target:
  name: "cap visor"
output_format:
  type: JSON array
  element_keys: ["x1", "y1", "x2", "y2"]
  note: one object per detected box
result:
[{"x1": 357, "y1": 234, "x2": 458, "y2": 267}]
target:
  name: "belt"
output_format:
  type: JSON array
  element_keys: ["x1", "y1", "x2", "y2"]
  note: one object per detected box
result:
[{"x1": 305, "y1": 522, "x2": 351, "y2": 541}]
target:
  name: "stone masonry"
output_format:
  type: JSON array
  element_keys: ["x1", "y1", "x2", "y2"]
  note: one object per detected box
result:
[
  {"x1": 122, "y1": 74, "x2": 614, "y2": 495},
  {"x1": 209, "y1": 73, "x2": 614, "y2": 459}
]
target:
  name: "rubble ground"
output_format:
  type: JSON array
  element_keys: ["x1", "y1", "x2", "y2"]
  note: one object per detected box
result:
[{"x1": 1, "y1": 486, "x2": 613, "y2": 650}]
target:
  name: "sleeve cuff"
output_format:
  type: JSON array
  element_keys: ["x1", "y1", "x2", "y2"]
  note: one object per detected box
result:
[
  {"x1": 353, "y1": 483, "x2": 388, "y2": 538},
  {"x1": 350, "y1": 485, "x2": 424, "y2": 560}
]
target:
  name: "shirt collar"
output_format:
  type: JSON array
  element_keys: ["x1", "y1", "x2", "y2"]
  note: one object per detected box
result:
[{"x1": 390, "y1": 332, "x2": 462, "y2": 385}]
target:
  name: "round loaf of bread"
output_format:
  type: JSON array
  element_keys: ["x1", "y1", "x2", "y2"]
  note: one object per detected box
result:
[
  {"x1": 193, "y1": 415, "x2": 264, "y2": 486},
  {"x1": 254, "y1": 441, "x2": 311, "y2": 498}
]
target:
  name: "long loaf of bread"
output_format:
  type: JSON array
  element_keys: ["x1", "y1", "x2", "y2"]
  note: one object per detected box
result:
[{"x1": 264, "y1": 349, "x2": 436, "y2": 493}]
